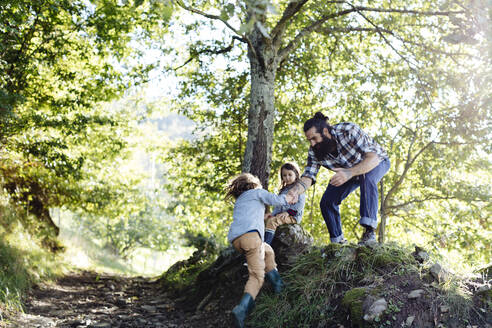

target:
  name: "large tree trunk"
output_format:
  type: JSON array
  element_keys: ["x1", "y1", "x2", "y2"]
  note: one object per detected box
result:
[{"x1": 242, "y1": 28, "x2": 277, "y2": 190}]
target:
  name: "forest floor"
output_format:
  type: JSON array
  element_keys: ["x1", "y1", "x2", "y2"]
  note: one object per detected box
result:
[
  {"x1": 7, "y1": 270, "x2": 230, "y2": 328},
  {"x1": 5, "y1": 240, "x2": 490, "y2": 328}
]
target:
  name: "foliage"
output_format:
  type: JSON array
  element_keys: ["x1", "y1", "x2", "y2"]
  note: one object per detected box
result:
[
  {"x1": 0, "y1": 0, "x2": 175, "y2": 250},
  {"x1": 161, "y1": 0, "x2": 491, "y2": 265},
  {"x1": 57, "y1": 94, "x2": 183, "y2": 259}
]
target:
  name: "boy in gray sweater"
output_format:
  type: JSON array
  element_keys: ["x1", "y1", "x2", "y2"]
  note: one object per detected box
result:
[{"x1": 226, "y1": 173, "x2": 294, "y2": 328}]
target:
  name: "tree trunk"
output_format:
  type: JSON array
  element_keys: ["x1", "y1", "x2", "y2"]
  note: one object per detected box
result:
[{"x1": 242, "y1": 28, "x2": 277, "y2": 190}]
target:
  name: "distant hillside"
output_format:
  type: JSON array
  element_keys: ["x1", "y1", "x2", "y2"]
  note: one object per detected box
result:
[{"x1": 146, "y1": 113, "x2": 195, "y2": 140}]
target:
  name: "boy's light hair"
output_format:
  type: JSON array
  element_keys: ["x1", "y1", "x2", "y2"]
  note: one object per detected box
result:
[{"x1": 226, "y1": 173, "x2": 262, "y2": 199}]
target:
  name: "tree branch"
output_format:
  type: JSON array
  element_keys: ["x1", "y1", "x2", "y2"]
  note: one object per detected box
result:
[
  {"x1": 172, "y1": 37, "x2": 240, "y2": 71},
  {"x1": 392, "y1": 35, "x2": 476, "y2": 60},
  {"x1": 348, "y1": 4, "x2": 440, "y2": 110},
  {"x1": 316, "y1": 26, "x2": 394, "y2": 34},
  {"x1": 278, "y1": 8, "x2": 357, "y2": 62},
  {"x1": 386, "y1": 195, "x2": 456, "y2": 210},
  {"x1": 271, "y1": 0, "x2": 309, "y2": 50},
  {"x1": 174, "y1": 0, "x2": 240, "y2": 36},
  {"x1": 391, "y1": 214, "x2": 436, "y2": 235},
  {"x1": 383, "y1": 138, "x2": 433, "y2": 210},
  {"x1": 349, "y1": 5, "x2": 464, "y2": 16},
  {"x1": 173, "y1": 1, "x2": 263, "y2": 63}
]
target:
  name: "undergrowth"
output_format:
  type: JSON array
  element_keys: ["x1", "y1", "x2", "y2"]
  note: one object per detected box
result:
[
  {"x1": 250, "y1": 242, "x2": 486, "y2": 328},
  {"x1": 159, "y1": 231, "x2": 220, "y2": 293},
  {"x1": 0, "y1": 205, "x2": 66, "y2": 322}
]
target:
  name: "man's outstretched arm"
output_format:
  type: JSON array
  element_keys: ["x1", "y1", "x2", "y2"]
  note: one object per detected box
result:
[{"x1": 287, "y1": 176, "x2": 313, "y2": 204}]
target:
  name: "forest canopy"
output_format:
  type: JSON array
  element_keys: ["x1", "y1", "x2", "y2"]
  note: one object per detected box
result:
[
  {"x1": 162, "y1": 0, "x2": 491, "y2": 264},
  {"x1": 1, "y1": 0, "x2": 490, "y2": 266}
]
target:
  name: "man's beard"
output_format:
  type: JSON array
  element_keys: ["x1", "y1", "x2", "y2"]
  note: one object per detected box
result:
[{"x1": 312, "y1": 135, "x2": 338, "y2": 160}]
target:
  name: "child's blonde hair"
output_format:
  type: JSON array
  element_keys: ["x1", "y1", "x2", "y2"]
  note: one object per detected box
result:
[
  {"x1": 279, "y1": 162, "x2": 301, "y2": 192},
  {"x1": 226, "y1": 173, "x2": 262, "y2": 199}
]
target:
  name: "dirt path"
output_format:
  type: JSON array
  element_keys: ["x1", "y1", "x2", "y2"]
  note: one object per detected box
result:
[{"x1": 8, "y1": 271, "x2": 229, "y2": 328}]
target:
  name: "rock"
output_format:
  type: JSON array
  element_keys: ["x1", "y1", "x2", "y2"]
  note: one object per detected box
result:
[
  {"x1": 408, "y1": 289, "x2": 425, "y2": 299},
  {"x1": 363, "y1": 241, "x2": 379, "y2": 250},
  {"x1": 335, "y1": 246, "x2": 357, "y2": 262},
  {"x1": 412, "y1": 246, "x2": 430, "y2": 263},
  {"x1": 91, "y1": 322, "x2": 112, "y2": 328},
  {"x1": 362, "y1": 298, "x2": 387, "y2": 322},
  {"x1": 115, "y1": 298, "x2": 128, "y2": 307},
  {"x1": 141, "y1": 305, "x2": 156, "y2": 312},
  {"x1": 406, "y1": 315, "x2": 415, "y2": 326},
  {"x1": 417, "y1": 251, "x2": 429, "y2": 262},
  {"x1": 430, "y1": 263, "x2": 450, "y2": 282},
  {"x1": 11, "y1": 314, "x2": 56, "y2": 327},
  {"x1": 475, "y1": 285, "x2": 491, "y2": 296},
  {"x1": 271, "y1": 224, "x2": 314, "y2": 269}
]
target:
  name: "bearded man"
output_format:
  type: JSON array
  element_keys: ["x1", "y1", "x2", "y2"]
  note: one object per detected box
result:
[{"x1": 287, "y1": 112, "x2": 390, "y2": 245}]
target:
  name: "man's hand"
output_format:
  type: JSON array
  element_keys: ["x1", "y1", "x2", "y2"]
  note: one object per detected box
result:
[
  {"x1": 285, "y1": 191, "x2": 298, "y2": 204},
  {"x1": 329, "y1": 168, "x2": 353, "y2": 186},
  {"x1": 264, "y1": 213, "x2": 273, "y2": 220}
]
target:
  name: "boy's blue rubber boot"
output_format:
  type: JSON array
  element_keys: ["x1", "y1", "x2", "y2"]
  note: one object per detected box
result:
[
  {"x1": 232, "y1": 293, "x2": 255, "y2": 328},
  {"x1": 266, "y1": 269, "x2": 284, "y2": 294}
]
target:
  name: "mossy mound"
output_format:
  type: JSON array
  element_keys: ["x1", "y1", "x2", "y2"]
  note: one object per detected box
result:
[
  {"x1": 158, "y1": 239, "x2": 489, "y2": 328},
  {"x1": 250, "y1": 242, "x2": 488, "y2": 328}
]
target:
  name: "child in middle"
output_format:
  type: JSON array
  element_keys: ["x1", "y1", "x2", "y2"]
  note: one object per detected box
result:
[{"x1": 264, "y1": 162, "x2": 306, "y2": 245}]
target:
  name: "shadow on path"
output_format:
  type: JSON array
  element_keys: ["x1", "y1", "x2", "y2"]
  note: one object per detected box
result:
[{"x1": 8, "y1": 270, "x2": 221, "y2": 328}]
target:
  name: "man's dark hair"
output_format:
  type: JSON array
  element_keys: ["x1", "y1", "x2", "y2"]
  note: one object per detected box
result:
[{"x1": 303, "y1": 112, "x2": 330, "y2": 133}]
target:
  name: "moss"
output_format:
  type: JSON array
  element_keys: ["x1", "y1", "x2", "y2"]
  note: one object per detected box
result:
[
  {"x1": 159, "y1": 232, "x2": 220, "y2": 293},
  {"x1": 356, "y1": 243, "x2": 418, "y2": 274},
  {"x1": 159, "y1": 249, "x2": 217, "y2": 292},
  {"x1": 342, "y1": 287, "x2": 367, "y2": 328}
]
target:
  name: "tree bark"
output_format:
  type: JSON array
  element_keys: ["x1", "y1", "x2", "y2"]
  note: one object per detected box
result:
[{"x1": 242, "y1": 27, "x2": 277, "y2": 190}]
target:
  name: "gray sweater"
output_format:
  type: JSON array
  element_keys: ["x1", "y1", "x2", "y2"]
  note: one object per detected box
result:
[
  {"x1": 227, "y1": 188, "x2": 288, "y2": 243},
  {"x1": 271, "y1": 185, "x2": 306, "y2": 223}
]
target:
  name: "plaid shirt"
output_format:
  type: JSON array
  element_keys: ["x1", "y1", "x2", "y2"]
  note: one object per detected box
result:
[{"x1": 302, "y1": 122, "x2": 388, "y2": 183}]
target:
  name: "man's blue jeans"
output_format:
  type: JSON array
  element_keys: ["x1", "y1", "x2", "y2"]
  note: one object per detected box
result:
[{"x1": 320, "y1": 158, "x2": 390, "y2": 243}]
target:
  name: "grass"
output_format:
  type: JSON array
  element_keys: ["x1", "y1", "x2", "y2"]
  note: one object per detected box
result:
[
  {"x1": 249, "y1": 242, "x2": 485, "y2": 328},
  {"x1": 0, "y1": 224, "x2": 66, "y2": 322},
  {"x1": 0, "y1": 240, "x2": 28, "y2": 313}
]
